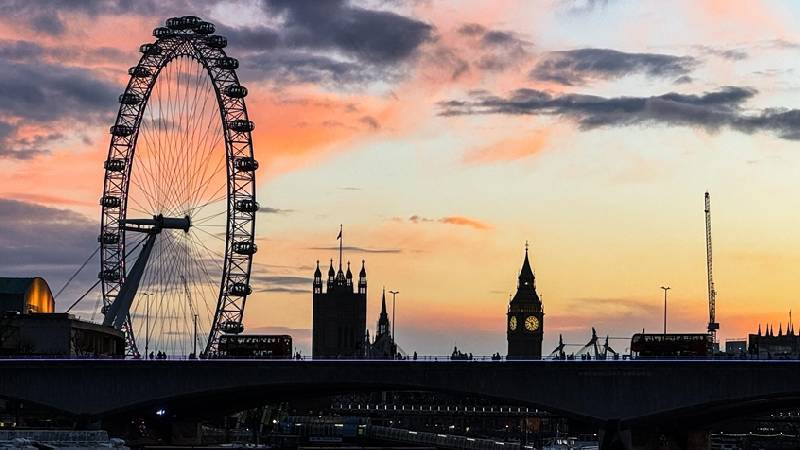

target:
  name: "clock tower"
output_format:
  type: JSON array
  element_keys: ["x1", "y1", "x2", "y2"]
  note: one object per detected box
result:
[{"x1": 506, "y1": 243, "x2": 544, "y2": 359}]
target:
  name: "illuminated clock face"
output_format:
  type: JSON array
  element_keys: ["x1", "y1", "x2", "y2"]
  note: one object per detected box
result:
[
  {"x1": 524, "y1": 316, "x2": 540, "y2": 332},
  {"x1": 509, "y1": 316, "x2": 517, "y2": 331}
]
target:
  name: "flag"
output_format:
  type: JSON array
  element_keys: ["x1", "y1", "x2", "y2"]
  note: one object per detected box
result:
[{"x1": 337, "y1": 226, "x2": 342, "y2": 240}]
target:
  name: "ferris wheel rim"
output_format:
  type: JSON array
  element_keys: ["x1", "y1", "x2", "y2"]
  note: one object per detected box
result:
[{"x1": 98, "y1": 16, "x2": 258, "y2": 358}]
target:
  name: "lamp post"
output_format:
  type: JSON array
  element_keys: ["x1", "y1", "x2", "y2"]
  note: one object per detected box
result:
[
  {"x1": 389, "y1": 290, "x2": 399, "y2": 354},
  {"x1": 660, "y1": 286, "x2": 670, "y2": 334},
  {"x1": 142, "y1": 292, "x2": 152, "y2": 357},
  {"x1": 193, "y1": 313, "x2": 198, "y2": 358}
]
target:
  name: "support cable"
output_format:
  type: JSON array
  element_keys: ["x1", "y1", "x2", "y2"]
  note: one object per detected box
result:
[
  {"x1": 53, "y1": 245, "x2": 100, "y2": 299},
  {"x1": 66, "y1": 235, "x2": 149, "y2": 314}
]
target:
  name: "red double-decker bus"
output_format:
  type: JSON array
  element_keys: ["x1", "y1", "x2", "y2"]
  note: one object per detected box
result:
[
  {"x1": 630, "y1": 333, "x2": 712, "y2": 358},
  {"x1": 217, "y1": 334, "x2": 293, "y2": 359}
]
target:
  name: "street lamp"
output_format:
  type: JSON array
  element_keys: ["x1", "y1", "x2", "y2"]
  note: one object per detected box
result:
[
  {"x1": 142, "y1": 292, "x2": 152, "y2": 357},
  {"x1": 660, "y1": 286, "x2": 671, "y2": 334},
  {"x1": 389, "y1": 290, "x2": 399, "y2": 354}
]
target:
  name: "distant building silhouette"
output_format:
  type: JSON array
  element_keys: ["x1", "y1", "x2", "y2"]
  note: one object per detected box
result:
[
  {"x1": 312, "y1": 230, "x2": 367, "y2": 358},
  {"x1": 506, "y1": 244, "x2": 544, "y2": 359},
  {"x1": 748, "y1": 320, "x2": 798, "y2": 358},
  {"x1": 366, "y1": 288, "x2": 396, "y2": 359}
]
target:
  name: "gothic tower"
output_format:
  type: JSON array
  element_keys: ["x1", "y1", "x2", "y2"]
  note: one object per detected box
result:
[
  {"x1": 312, "y1": 229, "x2": 368, "y2": 358},
  {"x1": 376, "y1": 288, "x2": 390, "y2": 339},
  {"x1": 506, "y1": 244, "x2": 544, "y2": 359}
]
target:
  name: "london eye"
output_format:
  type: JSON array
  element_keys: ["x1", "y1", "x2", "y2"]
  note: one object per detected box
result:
[{"x1": 98, "y1": 16, "x2": 259, "y2": 357}]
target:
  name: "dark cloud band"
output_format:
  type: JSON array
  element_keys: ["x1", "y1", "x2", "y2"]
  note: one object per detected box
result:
[
  {"x1": 439, "y1": 86, "x2": 800, "y2": 140},
  {"x1": 531, "y1": 48, "x2": 697, "y2": 85}
]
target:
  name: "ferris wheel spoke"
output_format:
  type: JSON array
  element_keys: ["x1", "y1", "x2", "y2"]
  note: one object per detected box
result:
[
  {"x1": 187, "y1": 231, "x2": 226, "y2": 270},
  {"x1": 185, "y1": 75, "x2": 215, "y2": 207},
  {"x1": 189, "y1": 194, "x2": 228, "y2": 217},
  {"x1": 160, "y1": 63, "x2": 183, "y2": 216},
  {"x1": 186, "y1": 133, "x2": 226, "y2": 210},
  {"x1": 128, "y1": 174, "x2": 160, "y2": 214},
  {"x1": 135, "y1": 126, "x2": 171, "y2": 212},
  {"x1": 183, "y1": 241, "x2": 214, "y2": 315},
  {"x1": 186, "y1": 88, "x2": 220, "y2": 202},
  {"x1": 193, "y1": 208, "x2": 227, "y2": 225},
  {"x1": 188, "y1": 154, "x2": 228, "y2": 212}
]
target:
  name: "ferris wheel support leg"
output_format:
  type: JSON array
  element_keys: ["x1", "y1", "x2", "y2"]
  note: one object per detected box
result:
[{"x1": 103, "y1": 233, "x2": 157, "y2": 329}]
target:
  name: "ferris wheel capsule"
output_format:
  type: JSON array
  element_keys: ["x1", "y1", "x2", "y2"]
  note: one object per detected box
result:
[
  {"x1": 232, "y1": 241, "x2": 258, "y2": 255},
  {"x1": 215, "y1": 57, "x2": 239, "y2": 70},
  {"x1": 99, "y1": 269, "x2": 121, "y2": 282},
  {"x1": 206, "y1": 35, "x2": 227, "y2": 49},
  {"x1": 128, "y1": 66, "x2": 151, "y2": 78},
  {"x1": 139, "y1": 43, "x2": 162, "y2": 56},
  {"x1": 224, "y1": 85, "x2": 248, "y2": 98},
  {"x1": 194, "y1": 21, "x2": 215, "y2": 35},
  {"x1": 235, "y1": 199, "x2": 260, "y2": 213},
  {"x1": 181, "y1": 16, "x2": 201, "y2": 29},
  {"x1": 228, "y1": 282, "x2": 252, "y2": 296},
  {"x1": 118, "y1": 93, "x2": 141, "y2": 105},
  {"x1": 228, "y1": 120, "x2": 255, "y2": 133},
  {"x1": 104, "y1": 158, "x2": 126, "y2": 172},
  {"x1": 98, "y1": 232, "x2": 120, "y2": 245},
  {"x1": 153, "y1": 27, "x2": 174, "y2": 38},
  {"x1": 100, "y1": 195, "x2": 121, "y2": 208},
  {"x1": 234, "y1": 157, "x2": 259, "y2": 171},
  {"x1": 110, "y1": 124, "x2": 134, "y2": 137},
  {"x1": 166, "y1": 17, "x2": 185, "y2": 30},
  {"x1": 221, "y1": 321, "x2": 245, "y2": 334}
]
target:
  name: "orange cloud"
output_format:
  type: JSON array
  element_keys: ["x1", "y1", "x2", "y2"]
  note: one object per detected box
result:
[
  {"x1": 439, "y1": 216, "x2": 491, "y2": 230},
  {"x1": 463, "y1": 129, "x2": 551, "y2": 164}
]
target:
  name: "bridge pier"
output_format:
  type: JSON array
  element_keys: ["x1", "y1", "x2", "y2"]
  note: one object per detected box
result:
[
  {"x1": 599, "y1": 422, "x2": 709, "y2": 450},
  {"x1": 170, "y1": 420, "x2": 202, "y2": 446}
]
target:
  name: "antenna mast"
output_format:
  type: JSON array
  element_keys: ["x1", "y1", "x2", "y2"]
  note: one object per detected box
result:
[{"x1": 705, "y1": 192, "x2": 720, "y2": 344}]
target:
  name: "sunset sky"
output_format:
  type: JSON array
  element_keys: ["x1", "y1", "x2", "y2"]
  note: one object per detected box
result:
[{"x1": 2, "y1": 0, "x2": 800, "y2": 356}]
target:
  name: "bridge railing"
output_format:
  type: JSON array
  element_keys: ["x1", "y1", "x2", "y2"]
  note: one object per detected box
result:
[{"x1": 0, "y1": 353, "x2": 774, "y2": 361}]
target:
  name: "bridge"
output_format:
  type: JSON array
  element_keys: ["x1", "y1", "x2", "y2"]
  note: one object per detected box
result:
[{"x1": 1, "y1": 359, "x2": 800, "y2": 449}]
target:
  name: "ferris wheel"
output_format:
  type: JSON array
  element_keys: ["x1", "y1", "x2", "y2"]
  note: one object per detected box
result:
[{"x1": 98, "y1": 16, "x2": 259, "y2": 357}]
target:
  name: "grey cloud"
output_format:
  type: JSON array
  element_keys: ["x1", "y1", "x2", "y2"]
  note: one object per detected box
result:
[
  {"x1": 453, "y1": 23, "x2": 531, "y2": 73},
  {"x1": 695, "y1": 45, "x2": 748, "y2": 61},
  {"x1": 0, "y1": 49, "x2": 117, "y2": 158},
  {"x1": 0, "y1": 1, "x2": 209, "y2": 39},
  {"x1": 241, "y1": 49, "x2": 387, "y2": 86},
  {"x1": 309, "y1": 246, "x2": 402, "y2": 254},
  {"x1": 531, "y1": 48, "x2": 697, "y2": 85},
  {"x1": 215, "y1": 24, "x2": 281, "y2": 51},
  {"x1": 264, "y1": 0, "x2": 433, "y2": 65},
  {"x1": 457, "y1": 23, "x2": 486, "y2": 36},
  {"x1": 0, "y1": 58, "x2": 117, "y2": 122},
  {"x1": 482, "y1": 31, "x2": 517, "y2": 46},
  {"x1": 359, "y1": 115, "x2": 380, "y2": 130},
  {"x1": 227, "y1": 1, "x2": 434, "y2": 86},
  {"x1": 0, "y1": 121, "x2": 62, "y2": 159},
  {"x1": 258, "y1": 206, "x2": 294, "y2": 214},
  {"x1": 251, "y1": 274, "x2": 313, "y2": 295},
  {"x1": 252, "y1": 275, "x2": 313, "y2": 286},
  {"x1": 439, "y1": 86, "x2": 800, "y2": 140},
  {"x1": 28, "y1": 13, "x2": 66, "y2": 36},
  {"x1": 258, "y1": 287, "x2": 310, "y2": 294},
  {"x1": 0, "y1": 199, "x2": 99, "y2": 301},
  {"x1": 0, "y1": 39, "x2": 130, "y2": 67}
]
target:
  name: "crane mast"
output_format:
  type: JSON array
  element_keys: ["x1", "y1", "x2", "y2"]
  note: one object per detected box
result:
[{"x1": 705, "y1": 192, "x2": 719, "y2": 345}]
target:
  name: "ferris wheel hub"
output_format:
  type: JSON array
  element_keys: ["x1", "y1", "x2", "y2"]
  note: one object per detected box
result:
[{"x1": 122, "y1": 214, "x2": 191, "y2": 234}]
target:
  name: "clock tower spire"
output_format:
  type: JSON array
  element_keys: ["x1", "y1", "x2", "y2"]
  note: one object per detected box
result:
[{"x1": 506, "y1": 242, "x2": 544, "y2": 359}]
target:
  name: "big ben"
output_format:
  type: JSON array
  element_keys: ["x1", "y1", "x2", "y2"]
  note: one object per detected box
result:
[{"x1": 507, "y1": 243, "x2": 544, "y2": 359}]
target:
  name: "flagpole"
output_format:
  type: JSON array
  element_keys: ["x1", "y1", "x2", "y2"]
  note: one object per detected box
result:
[{"x1": 339, "y1": 224, "x2": 343, "y2": 270}]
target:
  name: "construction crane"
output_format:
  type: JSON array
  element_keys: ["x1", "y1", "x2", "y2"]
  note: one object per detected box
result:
[{"x1": 705, "y1": 192, "x2": 720, "y2": 345}]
